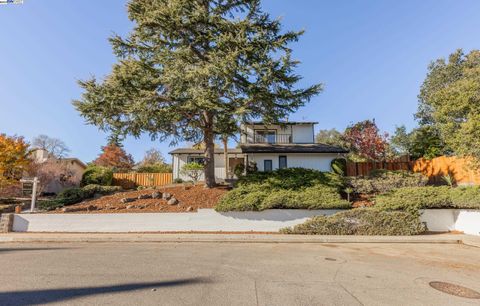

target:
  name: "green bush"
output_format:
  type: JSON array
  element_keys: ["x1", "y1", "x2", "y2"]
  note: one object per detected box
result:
[
  {"x1": 81, "y1": 166, "x2": 114, "y2": 186},
  {"x1": 280, "y1": 209, "x2": 426, "y2": 235},
  {"x1": 237, "y1": 168, "x2": 345, "y2": 191},
  {"x1": 374, "y1": 186, "x2": 480, "y2": 212},
  {"x1": 347, "y1": 170, "x2": 427, "y2": 195},
  {"x1": 450, "y1": 186, "x2": 480, "y2": 209},
  {"x1": 331, "y1": 158, "x2": 347, "y2": 176},
  {"x1": 216, "y1": 183, "x2": 350, "y2": 212},
  {"x1": 38, "y1": 185, "x2": 122, "y2": 211}
]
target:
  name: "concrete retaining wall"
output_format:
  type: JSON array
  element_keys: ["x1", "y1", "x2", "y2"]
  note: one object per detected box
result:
[
  {"x1": 12, "y1": 209, "x2": 342, "y2": 233},
  {"x1": 420, "y1": 209, "x2": 480, "y2": 236}
]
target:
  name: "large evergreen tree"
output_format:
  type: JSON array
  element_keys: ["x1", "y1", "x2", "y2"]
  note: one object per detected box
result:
[{"x1": 73, "y1": 0, "x2": 322, "y2": 187}]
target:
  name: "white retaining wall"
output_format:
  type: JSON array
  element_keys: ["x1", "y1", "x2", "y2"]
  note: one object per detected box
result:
[
  {"x1": 12, "y1": 209, "x2": 341, "y2": 233},
  {"x1": 420, "y1": 209, "x2": 480, "y2": 236}
]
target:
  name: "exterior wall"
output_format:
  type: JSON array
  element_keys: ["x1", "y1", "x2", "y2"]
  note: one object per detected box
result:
[
  {"x1": 420, "y1": 209, "x2": 480, "y2": 235},
  {"x1": 43, "y1": 160, "x2": 85, "y2": 194},
  {"x1": 12, "y1": 209, "x2": 342, "y2": 233},
  {"x1": 292, "y1": 125, "x2": 314, "y2": 143},
  {"x1": 173, "y1": 153, "x2": 239, "y2": 181},
  {"x1": 248, "y1": 153, "x2": 338, "y2": 172}
]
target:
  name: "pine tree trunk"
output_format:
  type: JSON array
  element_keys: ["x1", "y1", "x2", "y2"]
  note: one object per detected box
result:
[{"x1": 203, "y1": 111, "x2": 216, "y2": 188}]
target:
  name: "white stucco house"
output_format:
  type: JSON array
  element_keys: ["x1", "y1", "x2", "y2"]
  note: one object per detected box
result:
[{"x1": 169, "y1": 121, "x2": 348, "y2": 181}]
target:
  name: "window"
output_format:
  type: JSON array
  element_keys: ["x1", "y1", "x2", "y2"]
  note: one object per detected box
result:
[
  {"x1": 264, "y1": 160, "x2": 273, "y2": 172},
  {"x1": 187, "y1": 156, "x2": 205, "y2": 164},
  {"x1": 255, "y1": 130, "x2": 276, "y2": 144},
  {"x1": 279, "y1": 156, "x2": 287, "y2": 169}
]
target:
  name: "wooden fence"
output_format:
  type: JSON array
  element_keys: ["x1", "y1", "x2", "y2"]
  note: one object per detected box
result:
[
  {"x1": 413, "y1": 156, "x2": 480, "y2": 185},
  {"x1": 113, "y1": 173, "x2": 173, "y2": 189},
  {"x1": 346, "y1": 161, "x2": 414, "y2": 177}
]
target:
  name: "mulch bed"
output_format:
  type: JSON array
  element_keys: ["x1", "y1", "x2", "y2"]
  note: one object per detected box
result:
[{"x1": 50, "y1": 184, "x2": 229, "y2": 214}]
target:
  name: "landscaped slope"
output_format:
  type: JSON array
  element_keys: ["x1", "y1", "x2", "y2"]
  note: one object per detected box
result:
[{"x1": 216, "y1": 168, "x2": 350, "y2": 211}]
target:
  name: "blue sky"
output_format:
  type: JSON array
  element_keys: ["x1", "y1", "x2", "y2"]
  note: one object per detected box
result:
[{"x1": 1, "y1": 0, "x2": 480, "y2": 163}]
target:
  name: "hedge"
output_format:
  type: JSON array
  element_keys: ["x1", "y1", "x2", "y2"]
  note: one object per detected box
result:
[
  {"x1": 236, "y1": 168, "x2": 345, "y2": 191},
  {"x1": 347, "y1": 170, "x2": 427, "y2": 195},
  {"x1": 215, "y1": 184, "x2": 350, "y2": 212},
  {"x1": 280, "y1": 209, "x2": 426, "y2": 235},
  {"x1": 375, "y1": 186, "x2": 480, "y2": 212},
  {"x1": 81, "y1": 166, "x2": 114, "y2": 186}
]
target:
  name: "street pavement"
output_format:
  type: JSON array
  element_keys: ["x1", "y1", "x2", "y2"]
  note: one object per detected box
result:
[{"x1": 0, "y1": 242, "x2": 479, "y2": 305}]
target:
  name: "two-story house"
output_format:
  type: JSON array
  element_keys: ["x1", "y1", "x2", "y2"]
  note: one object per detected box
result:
[{"x1": 169, "y1": 121, "x2": 348, "y2": 181}]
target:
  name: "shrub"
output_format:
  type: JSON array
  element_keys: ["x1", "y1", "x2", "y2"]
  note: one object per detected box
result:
[
  {"x1": 448, "y1": 186, "x2": 480, "y2": 209},
  {"x1": 82, "y1": 184, "x2": 121, "y2": 197},
  {"x1": 38, "y1": 185, "x2": 121, "y2": 211},
  {"x1": 375, "y1": 186, "x2": 453, "y2": 213},
  {"x1": 331, "y1": 158, "x2": 347, "y2": 176},
  {"x1": 173, "y1": 178, "x2": 184, "y2": 184},
  {"x1": 180, "y1": 162, "x2": 204, "y2": 184},
  {"x1": 216, "y1": 183, "x2": 350, "y2": 211},
  {"x1": 81, "y1": 166, "x2": 113, "y2": 186},
  {"x1": 280, "y1": 209, "x2": 426, "y2": 235},
  {"x1": 237, "y1": 168, "x2": 345, "y2": 191},
  {"x1": 347, "y1": 170, "x2": 427, "y2": 195},
  {"x1": 233, "y1": 163, "x2": 245, "y2": 178}
]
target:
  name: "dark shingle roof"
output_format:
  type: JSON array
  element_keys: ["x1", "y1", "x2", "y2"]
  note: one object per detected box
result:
[
  {"x1": 240, "y1": 144, "x2": 348, "y2": 154},
  {"x1": 169, "y1": 148, "x2": 243, "y2": 155},
  {"x1": 245, "y1": 121, "x2": 318, "y2": 125}
]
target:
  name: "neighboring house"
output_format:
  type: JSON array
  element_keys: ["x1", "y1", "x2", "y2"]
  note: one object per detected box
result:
[
  {"x1": 31, "y1": 149, "x2": 87, "y2": 194},
  {"x1": 170, "y1": 121, "x2": 348, "y2": 181}
]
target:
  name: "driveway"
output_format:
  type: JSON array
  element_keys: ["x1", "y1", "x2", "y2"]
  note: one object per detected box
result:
[{"x1": 0, "y1": 242, "x2": 479, "y2": 305}]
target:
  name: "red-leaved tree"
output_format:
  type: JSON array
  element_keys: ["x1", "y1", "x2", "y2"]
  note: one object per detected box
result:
[
  {"x1": 343, "y1": 120, "x2": 389, "y2": 161},
  {"x1": 93, "y1": 144, "x2": 134, "y2": 172}
]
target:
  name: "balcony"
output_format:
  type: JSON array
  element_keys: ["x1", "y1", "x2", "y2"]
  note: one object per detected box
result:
[{"x1": 253, "y1": 134, "x2": 292, "y2": 144}]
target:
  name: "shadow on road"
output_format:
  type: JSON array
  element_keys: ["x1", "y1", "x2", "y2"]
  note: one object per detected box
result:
[
  {"x1": 0, "y1": 278, "x2": 209, "y2": 306},
  {"x1": 0, "y1": 247, "x2": 73, "y2": 253}
]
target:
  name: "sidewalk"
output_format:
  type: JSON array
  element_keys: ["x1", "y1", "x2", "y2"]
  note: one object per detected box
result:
[{"x1": 1, "y1": 232, "x2": 478, "y2": 246}]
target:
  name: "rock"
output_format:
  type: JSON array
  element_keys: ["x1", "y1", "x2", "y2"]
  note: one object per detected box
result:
[
  {"x1": 61, "y1": 207, "x2": 72, "y2": 213},
  {"x1": 138, "y1": 194, "x2": 152, "y2": 200},
  {"x1": 120, "y1": 197, "x2": 136, "y2": 204},
  {"x1": 162, "y1": 192, "x2": 172, "y2": 200},
  {"x1": 151, "y1": 191, "x2": 162, "y2": 199},
  {"x1": 86, "y1": 205, "x2": 96, "y2": 212},
  {"x1": 186, "y1": 206, "x2": 193, "y2": 212},
  {"x1": 126, "y1": 204, "x2": 135, "y2": 210},
  {"x1": 167, "y1": 197, "x2": 178, "y2": 205}
]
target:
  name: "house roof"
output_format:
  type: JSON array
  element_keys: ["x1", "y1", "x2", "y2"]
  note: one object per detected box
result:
[
  {"x1": 239, "y1": 143, "x2": 348, "y2": 154},
  {"x1": 244, "y1": 121, "x2": 318, "y2": 125},
  {"x1": 169, "y1": 148, "x2": 243, "y2": 155},
  {"x1": 61, "y1": 158, "x2": 87, "y2": 169}
]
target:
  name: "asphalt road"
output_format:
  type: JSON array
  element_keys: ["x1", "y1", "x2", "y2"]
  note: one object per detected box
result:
[{"x1": 0, "y1": 242, "x2": 479, "y2": 306}]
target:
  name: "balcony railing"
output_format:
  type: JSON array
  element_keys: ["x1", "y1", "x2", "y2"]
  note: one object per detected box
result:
[{"x1": 253, "y1": 134, "x2": 292, "y2": 144}]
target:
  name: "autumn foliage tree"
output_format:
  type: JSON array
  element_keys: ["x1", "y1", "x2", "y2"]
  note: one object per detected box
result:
[
  {"x1": 343, "y1": 120, "x2": 389, "y2": 161},
  {"x1": 0, "y1": 134, "x2": 31, "y2": 186},
  {"x1": 93, "y1": 143, "x2": 135, "y2": 172}
]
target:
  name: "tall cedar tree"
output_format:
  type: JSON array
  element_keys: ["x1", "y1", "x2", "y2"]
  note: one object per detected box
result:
[
  {"x1": 73, "y1": 0, "x2": 322, "y2": 187},
  {"x1": 94, "y1": 143, "x2": 135, "y2": 172}
]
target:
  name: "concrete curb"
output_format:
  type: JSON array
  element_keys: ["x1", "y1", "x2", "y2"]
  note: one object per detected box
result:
[{"x1": 0, "y1": 233, "x2": 473, "y2": 245}]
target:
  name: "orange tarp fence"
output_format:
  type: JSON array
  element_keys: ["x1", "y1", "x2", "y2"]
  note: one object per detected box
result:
[
  {"x1": 413, "y1": 156, "x2": 480, "y2": 185},
  {"x1": 113, "y1": 173, "x2": 173, "y2": 189}
]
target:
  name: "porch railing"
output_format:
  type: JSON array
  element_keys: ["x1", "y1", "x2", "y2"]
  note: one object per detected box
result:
[{"x1": 253, "y1": 134, "x2": 292, "y2": 144}]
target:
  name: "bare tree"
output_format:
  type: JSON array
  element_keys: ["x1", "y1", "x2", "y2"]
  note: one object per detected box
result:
[{"x1": 32, "y1": 135, "x2": 70, "y2": 158}]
